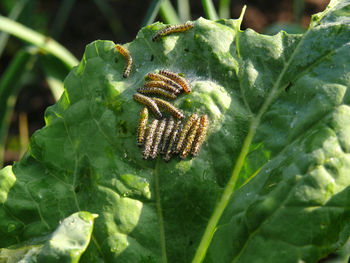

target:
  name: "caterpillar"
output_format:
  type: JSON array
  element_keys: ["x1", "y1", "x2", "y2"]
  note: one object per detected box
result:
[
  {"x1": 137, "y1": 87, "x2": 177, "y2": 100},
  {"x1": 115, "y1": 44, "x2": 133, "y2": 78},
  {"x1": 144, "y1": 80, "x2": 180, "y2": 94},
  {"x1": 159, "y1": 70, "x2": 191, "y2": 93},
  {"x1": 153, "y1": 97, "x2": 184, "y2": 119},
  {"x1": 150, "y1": 118, "x2": 167, "y2": 159},
  {"x1": 164, "y1": 119, "x2": 182, "y2": 162},
  {"x1": 137, "y1": 107, "x2": 149, "y2": 147},
  {"x1": 160, "y1": 117, "x2": 175, "y2": 154},
  {"x1": 143, "y1": 119, "x2": 159, "y2": 160},
  {"x1": 191, "y1": 115, "x2": 209, "y2": 156},
  {"x1": 180, "y1": 116, "x2": 200, "y2": 159},
  {"x1": 175, "y1": 113, "x2": 199, "y2": 153},
  {"x1": 147, "y1": 73, "x2": 183, "y2": 93},
  {"x1": 133, "y1": 92, "x2": 162, "y2": 119},
  {"x1": 152, "y1": 22, "x2": 194, "y2": 42}
]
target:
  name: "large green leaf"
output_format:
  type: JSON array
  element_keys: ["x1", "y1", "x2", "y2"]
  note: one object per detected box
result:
[{"x1": 0, "y1": 0, "x2": 350, "y2": 262}]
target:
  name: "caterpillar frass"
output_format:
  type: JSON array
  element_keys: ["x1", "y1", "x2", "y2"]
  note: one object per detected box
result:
[
  {"x1": 160, "y1": 117, "x2": 175, "y2": 154},
  {"x1": 115, "y1": 44, "x2": 133, "y2": 78},
  {"x1": 159, "y1": 70, "x2": 191, "y2": 93},
  {"x1": 180, "y1": 116, "x2": 200, "y2": 159},
  {"x1": 137, "y1": 107, "x2": 149, "y2": 147},
  {"x1": 150, "y1": 118, "x2": 167, "y2": 159},
  {"x1": 152, "y1": 97, "x2": 184, "y2": 119},
  {"x1": 164, "y1": 119, "x2": 182, "y2": 162},
  {"x1": 137, "y1": 87, "x2": 177, "y2": 100},
  {"x1": 147, "y1": 73, "x2": 183, "y2": 93},
  {"x1": 175, "y1": 113, "x2": 199, "y2": 153},
  {"x1": 191, "y1": 115, "x2": 209, "y2": 156},
  {"x1": 133, "y1": 92, "x2": 162, "y2": 119},
  {"x1": 152, "y1": 22, "x2": 194, "y2": 42},
  {"x1": 143, "y1": 119, "x2": 159, "y2": 160}
]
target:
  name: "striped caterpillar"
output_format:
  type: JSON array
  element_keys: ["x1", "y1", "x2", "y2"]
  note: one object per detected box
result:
[
  {"x1": 115, "y1": 44, "x2": 133, "y2": 78},
  {"x1": 152, "y1": 22, "x2": 194, "y2": 42},
  {"x1": 133, "y1": 93, "x2": 162, "y2": 119},
  {"x1": 159, "y1": 70, "x2": 191, "y2": 93}
]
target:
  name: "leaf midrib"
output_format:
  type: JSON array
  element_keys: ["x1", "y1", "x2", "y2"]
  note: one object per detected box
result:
[{"x1": 192, "y1": 11, "x2": 317, "y2": 263}]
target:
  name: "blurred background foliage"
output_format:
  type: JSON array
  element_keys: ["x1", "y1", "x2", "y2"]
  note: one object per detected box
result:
[{"x1": 0, "y1": 0, "x2": 329, "y2": 166}]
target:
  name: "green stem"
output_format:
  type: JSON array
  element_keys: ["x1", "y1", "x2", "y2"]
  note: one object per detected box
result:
[
  {"x1": 159, "y1": 0, "x2": 181, "y2": 24},
  {"x1": 142, "y1": 0, "x2": 165, "y2": 26},
  {"x1": 0, "y1": 15, "x2": 78, "y2": 69},
  {"x1": 0, "y1": 0, "x2": 29, "y2": 57},
  {"x1": 177, "y1": 0, "x2": 191, "y2": 22},
  {"x1": 191, "y1": 118, "x2": 258, "y2": 263},
  {"x1": 201, "y1": 0, "x2": 219, "y2": 20},
  {"x1": 218, "y1": 0, "x2": 231, "y2": 19},
  {"x1": 154, "y1": 159, "x2": 167, "y2": 263},
  {"x1": 192, "y1": 6, "x2": 248, "y2": 262}
]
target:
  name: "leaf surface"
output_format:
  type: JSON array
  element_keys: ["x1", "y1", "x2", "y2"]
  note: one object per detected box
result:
[{"x1": 0, "y1": 1, "x2": 350, "y2": 262}]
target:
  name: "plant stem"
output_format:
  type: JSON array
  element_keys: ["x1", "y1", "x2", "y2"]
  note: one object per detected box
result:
[
  {"x1": 0, "y1": 0, "x2": 29, "y2": 57},
  {"x1": 219, "y1": 0, "x2": 231, "y2": 19},
  {"x1": 142, "y1": 0, "x2": 165, "y2": 26},
  {"x1": 0, "y1": 15, "x2": 78, "y2": 69},
  {"x1": 192, "y1": 6, "x2": 248, "y2": 262},
  {"x1": 201, "y1": 0, "x2": 219, "y2": 20},
  {"x1": 177, "y1": 0, "x2": 191, "y2": 22},
  {"x1": 159, "y1": 0, "x2": 181, "y2": 24},
  {"x1": 191, "y1": 118, "x2": 258, "y2": 263}
]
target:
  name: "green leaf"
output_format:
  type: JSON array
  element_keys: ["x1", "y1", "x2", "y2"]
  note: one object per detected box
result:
[
  {"x1": 0, "y1": 0, "x2": 350, "y2": 262},
  {"x1": 0, "y1": 211, "x2": 96, "y2": 262},
  {"x1": 37, "y1": 211, "x2": 97, "y2": 263}
]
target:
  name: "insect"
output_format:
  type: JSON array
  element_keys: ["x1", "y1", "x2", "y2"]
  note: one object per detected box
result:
[
  {"x1": 175, "y1": 113, "x2": 199, "y2": 153},
  {"x1": 192, "y1": 115, "x2": 209, "y2": 156},
  {"x1": 115, "y1": 44, "x2": 133, "y2": 78},
  {"x1": 137, "y1": 107, "x2": 148, "y2": 147},
  {"x1": 153, "y1": 97, "x2": 184, "y2": 119},
  {"x1": 160, "y1": 117, "x2": 175, "y2": 154},
  {"x1": 147, "y1": 73, "x2": 183, "y2": 93},
  {"x1": 164, "y1": 119, "x2": 182, "y2": 162},
  {"x1": 159, "y1": 70, "x2": 191, "y2": 93},
  {"x1": 180, "y1": 116, "x2": 200, "y2": 159},
  {"x1": 143, "y1": 119, "x2": 159, "y2": 160},
  {"x1": 133, "y1": 93, "x2": 162, "y2": 119},
  {"x1": 137, "y1": 87, "x2": 177, "y2": 100},
  {"x1": 144, "y1": 80, "x2": 180, "y2": 94},
  {"x1": 150, "y1": 118, "x2": 167, "y2": 159},
  {"x1": 152, "y1": 22, "x2": 194, "y2": 42}
]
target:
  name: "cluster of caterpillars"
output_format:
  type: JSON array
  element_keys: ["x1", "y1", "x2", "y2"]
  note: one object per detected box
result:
[
  {"x1": 138, "y1": 110, "x2": 208, "y2": 161},
  {"x1": 115, "y1": 22, "x2": 208, "y2": 161}
]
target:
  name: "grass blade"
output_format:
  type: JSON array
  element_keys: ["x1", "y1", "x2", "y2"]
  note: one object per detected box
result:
[
  {"x1": 142, "y1": 0, "x2": 165, "y2": 26},
  {"x1": 0, "y1": 47, "x2": 36, "y2": 167},
  {"x1": 201, "y1": 0, "x2": 218, "y2": 20},
  {"x1": 219, "y1": 0, "x2": 231, "y2": 19},
  {"x1": 50, "y1": 0, "x2": 77, "y2": 39},
  {"x1": 0, "y1": 15, "x2": 78, "y2": 69},
  {"x1": 177, "y1": 0, "x2": 191, "y2": 22},
  {"x1": 0, "y1": 0, "x2": 29, "y2": 57},
  {"x1": 159, "y1": 0, "x2": 181, "y2": 24}
]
